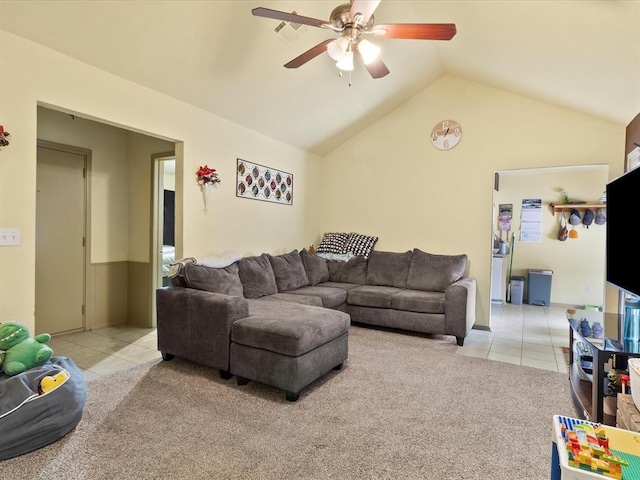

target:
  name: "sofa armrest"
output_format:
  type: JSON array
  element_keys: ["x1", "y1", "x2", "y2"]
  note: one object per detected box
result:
[
  {"x1": 444, "y1": 277, "x2": 477, "y2": 344},
  {"x1": 156, "y1": 286, "x2": 249, "y2": 372}
]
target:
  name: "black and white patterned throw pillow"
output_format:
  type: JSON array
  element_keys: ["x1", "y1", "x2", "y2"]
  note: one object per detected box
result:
[
  {"x1": 345, "y1": 233, "x2": 378, "y2": 258},
  {"x1": 317, "y1": 232, "x2": 350, "y2": 254}
]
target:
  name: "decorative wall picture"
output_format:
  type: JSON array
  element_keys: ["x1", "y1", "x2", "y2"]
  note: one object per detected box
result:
[{"x1": 236, "y1": 159, "x2": 293, "y2": 205}]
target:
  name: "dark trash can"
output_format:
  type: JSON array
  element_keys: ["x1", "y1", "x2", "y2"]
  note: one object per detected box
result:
[{"x1": 528, "y1": 269, "x2": 553, "y2": 306}]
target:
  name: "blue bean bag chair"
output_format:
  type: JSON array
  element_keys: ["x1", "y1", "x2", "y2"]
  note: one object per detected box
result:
[{"x1": 0, "y1": 356, "x2": 87, "y2": 461}]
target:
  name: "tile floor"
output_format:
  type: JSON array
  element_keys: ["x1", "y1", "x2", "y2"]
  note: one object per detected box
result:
[
  {"x1": 49, "y1": 325, "x2": 161, "y2": 382},
  {"x1": 50, "y1": 302, "x2": 571, "y2": 382},
  {"x1": 457, "y1": 302, "x2": 570, "y2": 373}
]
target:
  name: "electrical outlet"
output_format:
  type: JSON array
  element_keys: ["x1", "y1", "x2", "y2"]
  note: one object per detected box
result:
[
  {"x1": 585, "y1": 284, "x2": 591, "y2": 293},
  {"x1": 0, "y1": 228, "x2": 20, "y2": 246}
]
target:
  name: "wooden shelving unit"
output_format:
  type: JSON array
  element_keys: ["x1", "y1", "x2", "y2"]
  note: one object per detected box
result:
[{"x1": 551, "y1": 202, "x2": 605, "y2": 216}]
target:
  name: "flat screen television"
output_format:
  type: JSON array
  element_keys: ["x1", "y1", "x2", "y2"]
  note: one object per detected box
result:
[{"x1": 606, "y1": 165, "x2": 640, "y2": 298}]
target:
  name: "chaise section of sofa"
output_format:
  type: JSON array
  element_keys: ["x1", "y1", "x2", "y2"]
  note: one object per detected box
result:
[{"x1": 157, "y1": 250, "x2": 350, "y2": 401}]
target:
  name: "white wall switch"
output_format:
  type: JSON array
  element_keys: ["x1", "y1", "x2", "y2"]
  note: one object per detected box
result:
[{"x1": 0, "y1": 228, "x2": 20, "y2": 246}]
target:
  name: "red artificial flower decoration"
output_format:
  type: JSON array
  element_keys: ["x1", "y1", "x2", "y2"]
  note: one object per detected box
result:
[
  {"x1": 196, "y1": 165, "x2": 220, "y2": 185},
  {"x1": 0, "y1": 125, "x2": 10, "y2": 147}
]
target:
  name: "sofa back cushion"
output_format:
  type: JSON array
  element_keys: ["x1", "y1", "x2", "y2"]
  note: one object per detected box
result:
[
  {"x1": 268, "y1": 250, "x2": 310, "y2": 292},
  {"x1": 300, "y1": 249, "x2": 330, "y2": 286},
  {"x1": 407, "y1": 249, "x2": 467, "y2": 293},
  {"x1": 366, "y1": 250, "x2": 413, "y2": 288},
  {"x1": 237, "y1": 253, "x2": 278, "y2": 299},
  {"x1": 327, "y1": 256, "x2": 368, "y2": 284},
  {"x1": 181, "y1": 263, "x2": 244, "y2": 296}
]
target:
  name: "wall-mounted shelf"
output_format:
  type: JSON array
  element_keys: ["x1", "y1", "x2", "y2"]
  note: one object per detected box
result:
[{"x1": 551, "y1": 203, "x2": 605, "y2": 216}]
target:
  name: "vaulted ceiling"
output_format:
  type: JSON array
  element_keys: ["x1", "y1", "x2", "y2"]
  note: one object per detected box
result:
[{"x1": 1, "y1": 1, "x2": 639, "y2": 156}]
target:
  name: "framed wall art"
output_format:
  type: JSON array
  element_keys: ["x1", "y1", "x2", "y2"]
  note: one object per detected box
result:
[{"x1": 236, "y1": 159, "x2": 293, "y2": 205}]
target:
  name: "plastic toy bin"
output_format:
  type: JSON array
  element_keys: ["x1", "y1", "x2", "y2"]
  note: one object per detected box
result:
[
  {"x1": 629, "y1": 358, "x2": 640, "y2": 412},
  {"x1": 551, "y1": 415, "x2": 640, "y2": 480}
]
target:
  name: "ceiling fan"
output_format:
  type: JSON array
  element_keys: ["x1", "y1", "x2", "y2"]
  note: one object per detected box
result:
[{"x1": 252, "y1": 0, "x2": 456, "y2": 81}]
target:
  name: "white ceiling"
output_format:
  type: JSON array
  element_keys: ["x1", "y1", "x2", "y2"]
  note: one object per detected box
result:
[{"x1": 1, "y1": 0, "x2": 639, "y2": 156}]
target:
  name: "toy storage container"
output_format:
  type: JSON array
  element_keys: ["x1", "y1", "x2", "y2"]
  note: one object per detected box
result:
[{"x1": 629, "y1": 357, "x2": 640, "y2": 411}]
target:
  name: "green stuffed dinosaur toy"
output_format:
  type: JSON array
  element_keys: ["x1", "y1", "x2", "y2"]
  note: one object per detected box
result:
[{"x1": 0, "y1": 322, "x2": 54, "y2": 376}]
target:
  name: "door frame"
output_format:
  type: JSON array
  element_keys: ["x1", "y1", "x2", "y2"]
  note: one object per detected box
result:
[
  {"x1": 150, "y1": 151, "x2": 176, "y2": 328},
  {"x1": 36, "y1": 140, "x2": 92, "y2": 333}
]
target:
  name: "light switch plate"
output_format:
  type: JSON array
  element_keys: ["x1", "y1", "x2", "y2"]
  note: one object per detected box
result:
[{"x1": 0, "y1": 228, "x2": 20, "y2": 246}]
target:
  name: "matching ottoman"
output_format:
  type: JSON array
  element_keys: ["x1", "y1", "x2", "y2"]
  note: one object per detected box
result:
[{"x1": 230, "y1": 300, "x2": 350, "y2": 401}]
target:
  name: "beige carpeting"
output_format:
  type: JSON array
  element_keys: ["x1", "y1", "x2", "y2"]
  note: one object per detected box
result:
[{"x1": 0, "y1": 326, "x2": 575, "y2": 479}]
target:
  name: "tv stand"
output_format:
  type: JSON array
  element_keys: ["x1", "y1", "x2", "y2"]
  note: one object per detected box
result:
[{"x1": 567, "y1": 308, "x2": 640, "y2": 425}]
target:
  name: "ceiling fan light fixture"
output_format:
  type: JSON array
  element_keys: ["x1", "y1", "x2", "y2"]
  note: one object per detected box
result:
[
  {"x1": 336, "y1": 50, "x2": 354, "y2": 71},
  {"x1": 357, "y1": 39, "x2": 380, "y2": 64},
  {"x1": 327, "y1": 36, "x2": 349, "y2": 61}
]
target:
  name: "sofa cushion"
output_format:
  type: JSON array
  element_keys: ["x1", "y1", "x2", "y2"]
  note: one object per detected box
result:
[
  {"x1": 288, "y1": 285, "x2": 348, "y2": 309},
  {"x1": 344, "y1": 233, "x2": 378, "y2": 259},
  {"x1": 268, "y1": 250, "x2": 309, "y2": 292},
  {"x1": 234, "y1": 300, "x2": 350, "y2": 356},
  {"x1": 300, "y1": 249, "x2": 330, "y2": 286},
  {"x1": 407, "y1": 249, "x2": 467, "y2": 293},
  {"x1": 391, "y1": 290, "x2": 445, "y2": 314},
  {"x1": 181, "y1": 263, "x2": 244, "y2": 296},
  {"x1": 366, "y1": 250, "x2": 413, "y2": 288},
  {"x1": 237, "y1": 253, "x2": 278, "y2": 299},
  {"x1": 317, "y1": 281, "x2": 362, "y2": 291},
  {"x1": 327, "y1": 256, "x2": 368, "y2": 284},
  {"x1": 260, "y1": 293, "x2": 323, "y2": 307},
  {"x1": 316, "y1": 232, "x2": 349, "y2": 254},
  {"x1": 347, "y1": 285, "x2": 403, "y2": 309}
]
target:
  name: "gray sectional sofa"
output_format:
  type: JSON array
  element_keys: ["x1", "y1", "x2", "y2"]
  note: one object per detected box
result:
[{"x1": 156, "y1": 248, "x2": 476, "y2": 401}]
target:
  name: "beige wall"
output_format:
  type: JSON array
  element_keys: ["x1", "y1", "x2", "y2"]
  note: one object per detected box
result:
[
  {"x1": 494, "y1": 166, "x2": 608, "y2": 308},
  {"x1": 37, "y1": 106, "x2": 130, "y2": 263},
  {"x1": 127, "y1": 131, "x2": 175, "y2": 263},
  {"x1": 320, "y1": 75, "x2": 626, "y2": 328},
  {"x1": 0, "y1": 29, "x2": 322, "y2": 334},
  {"x1": 1, "y1": 27, "x2": 629, "y2": 334}
]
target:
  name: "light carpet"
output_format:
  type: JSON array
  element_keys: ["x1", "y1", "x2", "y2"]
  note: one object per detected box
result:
[{"x1": 0, "y1": 326, "x2": 575, "y2": 479}]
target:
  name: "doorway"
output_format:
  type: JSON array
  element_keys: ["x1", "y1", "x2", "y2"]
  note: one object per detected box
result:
[
  {"x1": 489, "y1": 165, "x2": 608, "y2": 329},
  {"x1": 150, "y1": 154, "x2": 176, "y2": 327},
  {"x1": 35, "y1": 141, "x2": 90, "y2": 335}
]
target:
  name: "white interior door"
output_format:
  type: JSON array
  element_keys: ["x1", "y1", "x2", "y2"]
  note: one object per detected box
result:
[{"x1": 36, "y1": 144, "x2": 86, "y2": 335}]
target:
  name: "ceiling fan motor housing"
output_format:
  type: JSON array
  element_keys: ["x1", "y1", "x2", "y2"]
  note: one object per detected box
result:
[{"x1": 330, "y1": 3, "x2": 375, "y2": 31}]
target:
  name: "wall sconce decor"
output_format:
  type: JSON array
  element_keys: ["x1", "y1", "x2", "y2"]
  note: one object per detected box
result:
[
  {"x1": 0, "y1": 125, "x2": 11, "y2": 148},
  {"x1": 196, "y1": 165, "x2": 221, "y2": 214}
]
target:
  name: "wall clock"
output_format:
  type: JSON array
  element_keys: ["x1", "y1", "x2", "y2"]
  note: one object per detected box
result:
[{"x1": 431, "y1": 120, "x2": 462, "y2": 150}]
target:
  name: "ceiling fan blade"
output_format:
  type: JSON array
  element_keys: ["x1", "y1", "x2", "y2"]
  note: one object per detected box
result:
[
  {"x1": 373, "y1": 23, "x2": 457, "y2": 40},
  {"x1": 350, "y1": 0, "x2": 381, "y2": 24},
  {"x1": 252, "y1": 7, "x2": 329, "y2": 29},
  {"x1": 355, "y1": 45, "x2": 390, "y2": 79},
  {"x1": 284, "y1": 39, "x2": 334, "y2": 69}
]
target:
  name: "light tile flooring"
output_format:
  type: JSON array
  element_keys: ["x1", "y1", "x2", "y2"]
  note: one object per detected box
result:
[
  {"x1": 457, "y1": 302, "x2": 570, "y2": 373},
  {"x1": 50, "y1": 303, "x2": 571, "y2": 382},
  {"x1": 49, "y1": 325, "x2": 161, "y2": 382}
]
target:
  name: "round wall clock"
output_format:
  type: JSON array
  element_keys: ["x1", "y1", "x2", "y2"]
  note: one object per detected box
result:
[{"x1": 431, "y1": 120, "x2": 462, "y2": 150}]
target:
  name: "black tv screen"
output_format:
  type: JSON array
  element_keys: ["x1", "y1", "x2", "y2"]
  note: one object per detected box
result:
[{"x1": 606, "y1": 166, "x2": 639, "y2": 298}]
